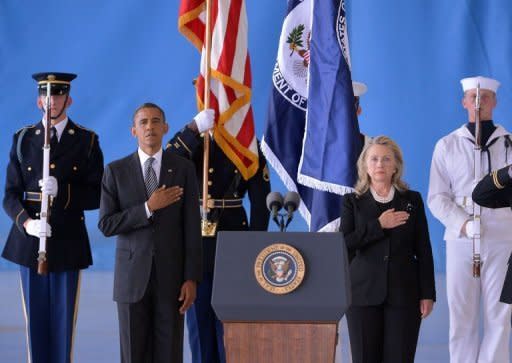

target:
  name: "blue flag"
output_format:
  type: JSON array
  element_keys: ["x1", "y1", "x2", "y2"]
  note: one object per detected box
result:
[
  {"x1": 262, "y1": 0, "x2": 360, "y2": 232},
  {"x1": 298, "y1": 0, "x2": 359, "y2": 194}
]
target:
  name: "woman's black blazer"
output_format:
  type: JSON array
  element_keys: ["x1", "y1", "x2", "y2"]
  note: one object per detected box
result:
[{"x1": 340, "y1": 189, "x2": 436, "y2": 307}]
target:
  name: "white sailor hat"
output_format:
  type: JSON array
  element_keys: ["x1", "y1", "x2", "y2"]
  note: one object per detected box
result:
[
  {"x1": 352, "y1": 81, "x2": 368, "y2": 97},
  {"x1": 460, "y1": 76, "x2": 500, "y2": 93}
]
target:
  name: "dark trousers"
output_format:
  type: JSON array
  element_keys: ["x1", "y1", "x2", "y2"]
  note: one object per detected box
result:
[
  {"x1": 346, "y1": 303, "x2": 421, "y2": 363},
  {"x1": 19, "y1": 266, "x2": 80, "y2": 363},
  {"x1": 186, "y1": 237, "x2": 226, "y2": 363},
  {"x1": 117, "y1": 262, "x2": 184, "y2": 363}
]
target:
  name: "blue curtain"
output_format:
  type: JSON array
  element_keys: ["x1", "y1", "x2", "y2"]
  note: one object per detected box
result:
[{"x1": 0, "y1": 0, "x2": 511, "y2": 271}]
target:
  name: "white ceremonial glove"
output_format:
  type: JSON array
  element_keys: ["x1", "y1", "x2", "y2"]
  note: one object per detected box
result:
[
  {"x1": 464, "y1": 220, "x2": 475, "y2": 239},
  {"x1": 39, "y1": 176, "x2": 58, "y2": 197},
  {"x1": 193, "y1": 109, "x2": 215, "y2": 133},
  {"x1": 25, "y1": 219, "x2": 52, "y2": 238}
]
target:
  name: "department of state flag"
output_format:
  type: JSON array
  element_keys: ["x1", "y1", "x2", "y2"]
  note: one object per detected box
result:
[
  {"x1": 298, "y1": 0, "x2": 360, "y2": 194},
  {"x1": 262, "y1": 0, "x2": 360, "y2": 231}
]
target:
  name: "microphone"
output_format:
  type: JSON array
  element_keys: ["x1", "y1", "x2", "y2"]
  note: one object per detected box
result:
[
  {"x1": 266, "y1": 192, "x2": 284, "y2": 228},
  {"x1": 283, "y1": 191, "x2": 300, "y2": 228}
]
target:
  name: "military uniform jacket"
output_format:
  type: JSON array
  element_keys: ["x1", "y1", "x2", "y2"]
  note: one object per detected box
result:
[
  {"x1": 2, "y1": 119, "x2": 104, "y2": 271},
  {"x1": 472, "y1": 165, "x2": 512, "y2": 303},
  {"x1": 167, "y1": 126, "x2": 270, "y2": 232},
  {"x1": 428, "y1": 124, "x2": 512, "y2": 241}
]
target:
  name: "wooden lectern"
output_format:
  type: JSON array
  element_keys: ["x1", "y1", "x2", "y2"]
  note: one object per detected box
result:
[{"x1": 212, "y1": 231, "x2": 351, "y2": 363}]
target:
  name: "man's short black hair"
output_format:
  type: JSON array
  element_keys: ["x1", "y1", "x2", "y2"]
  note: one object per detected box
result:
[{"x1": 133, "y1": 103, "x2": 166, "y2": 124}]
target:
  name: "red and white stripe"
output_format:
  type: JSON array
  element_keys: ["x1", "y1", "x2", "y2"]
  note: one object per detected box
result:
[{"x1": 179, "y1": 0, "x2": 258, "y2": 180}]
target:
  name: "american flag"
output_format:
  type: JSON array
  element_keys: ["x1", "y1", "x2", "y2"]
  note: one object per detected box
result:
[{"x1": 178, "y1": 0, "x2": 259, "y2": 180}]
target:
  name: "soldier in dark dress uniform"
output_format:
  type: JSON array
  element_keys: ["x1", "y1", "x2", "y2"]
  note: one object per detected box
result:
[
  {"x1": 166, "y1": 109, "x2": 270, "y2": 363},
  {"x1": 2, "y1": 72, "x2": 104, "y2": 363},
  {"x1": 473, "y1": 165, "x2": 512, "y2": 304}
]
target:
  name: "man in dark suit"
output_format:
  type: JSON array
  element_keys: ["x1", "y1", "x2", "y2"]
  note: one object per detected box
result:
[
  {"x1": 473, "y1": 165, "x2": 512, "y2": 304},
  {"x1": 98, "y1": 103, "x2": 202, "y2": 363},
  {"x1": 2, "y1": 72, "x2": 104, "y2": 363},
  {"x1": 166, "y1": 109, "x2": 270, "y2": 363}
]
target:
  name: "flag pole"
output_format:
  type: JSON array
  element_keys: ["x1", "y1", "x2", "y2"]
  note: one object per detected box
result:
[{"x1": 201, "y1": 0, "x2": 213, "y2": 234}]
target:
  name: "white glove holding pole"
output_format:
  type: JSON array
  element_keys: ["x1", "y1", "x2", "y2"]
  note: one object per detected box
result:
[
  {"x1": 25, "y1": 219, "x2": 52, "y2": 238},
  {"x1": 39, "y1": 176, "x2": 58, "y2": 197},
  {"x1": 193, "y1": 109, "x2": 215, "y2": 133}
]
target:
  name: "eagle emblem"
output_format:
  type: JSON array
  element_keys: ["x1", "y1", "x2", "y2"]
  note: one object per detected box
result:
[
  {"x1": 270, "y1": 256, "x2": 292, "y2": 283},
  {"x1": 286, "y1": 24, "x2": 311, "y2": 79},
  {"x1": 254, "y1": 243, "x2": 305, "y2": 295}
]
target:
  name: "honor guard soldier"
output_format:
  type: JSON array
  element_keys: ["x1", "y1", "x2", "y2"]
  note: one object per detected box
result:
[
  {"x1": 473, "y1": 165, "x2": 512, "y2": 305},
  {"x1": 167, "y1": 109, "x2": 271, "y2": 363},
  {"x1": 428, "y1": 76, "x2": 512, "y2": 362},
  {"x1": 2, "y1": 72, "x2": 104, "y2": 363}
]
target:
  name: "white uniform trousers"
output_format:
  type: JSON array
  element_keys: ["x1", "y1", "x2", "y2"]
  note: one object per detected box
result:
[{"x1": 446, "y1": 239, "x2": 512, "y2": 363}]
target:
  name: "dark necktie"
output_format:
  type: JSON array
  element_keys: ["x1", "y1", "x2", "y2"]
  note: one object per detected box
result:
[
  {"x1": 50, "y1": 126, "x2": 58, "y2": 148},
  {"x1": 144, "y1": 157, "x2": 158, "y2": 197}
]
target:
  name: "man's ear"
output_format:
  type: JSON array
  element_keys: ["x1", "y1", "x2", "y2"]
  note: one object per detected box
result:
[
  {"x1": 163, "y1": 122, "x2": 169, "y2": 135},
  {"x1": 131, "y1": 126, "x2": 137, "y2": 138},
  {"x1": 461, "y1": 97, "x2": 468, "y2": 110},
  {"x1": 491, "y1": 95, "x2": 497, "y2": 109},
  {"x1": 66, "y1": 96, "x2": 73, "y2": 108}
]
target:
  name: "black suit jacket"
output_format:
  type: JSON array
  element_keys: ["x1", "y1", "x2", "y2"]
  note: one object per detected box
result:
[
  {"x1": 340, "y1": 189, "x2": 436, "y2": 307},
  {"x1": 98, "y1": 150, "x2": 202, "y2": 304},
  {"x1": 2, "y1": 119, "x2": 104, "y2": 271},
  {"x1": 472, "y1": 165, "x2": 512, "y2": 303}
]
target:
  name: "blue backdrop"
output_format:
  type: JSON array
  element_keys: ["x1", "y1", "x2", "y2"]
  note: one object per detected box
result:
[{"x1": 1, "y1": 0, "x2": 511, "y2": 271}]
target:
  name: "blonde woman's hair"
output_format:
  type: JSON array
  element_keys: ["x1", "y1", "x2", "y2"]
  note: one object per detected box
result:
[{"x1": 354, "y1": 135, "x2": 409, "y2": 196}]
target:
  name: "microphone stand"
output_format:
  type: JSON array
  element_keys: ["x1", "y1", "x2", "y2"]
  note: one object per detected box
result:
[{"x1": 273, "y1": 212, "x2": 293, "y2": 232}]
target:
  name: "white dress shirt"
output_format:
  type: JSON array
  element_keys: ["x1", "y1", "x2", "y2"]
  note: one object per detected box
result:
[
  {"x1": 138, "y1": 148, "x2": 163, "y2": 218},
  {"x1": 49, "y1": 117, "x2": 68, "y2": 142}
]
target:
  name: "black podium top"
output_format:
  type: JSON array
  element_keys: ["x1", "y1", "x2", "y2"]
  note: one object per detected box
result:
[{"x1": 211, "y1": 231, "x2": 351, "y2": 322}]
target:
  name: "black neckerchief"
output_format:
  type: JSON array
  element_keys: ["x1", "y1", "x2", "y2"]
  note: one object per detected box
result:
[
  {"x1": 466, "y1": 120, "x2": 502, "y2": 173},
  {"x1": 466, "y1": 120, "x2": 496, "y2": 146}
]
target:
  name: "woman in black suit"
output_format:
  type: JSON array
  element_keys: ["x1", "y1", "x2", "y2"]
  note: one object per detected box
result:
[{"x1": 340, "y1": 136, "x2": 436, "y2": 363}]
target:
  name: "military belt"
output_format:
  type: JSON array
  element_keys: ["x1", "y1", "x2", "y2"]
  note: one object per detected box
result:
[{"x1": 200, "y1": 198, "x2": 243, "y2": 209}]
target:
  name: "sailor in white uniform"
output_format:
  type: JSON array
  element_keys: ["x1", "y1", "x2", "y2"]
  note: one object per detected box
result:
[{"x1": 428, "y1": 76, "x2": 512, "y2": 363}]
